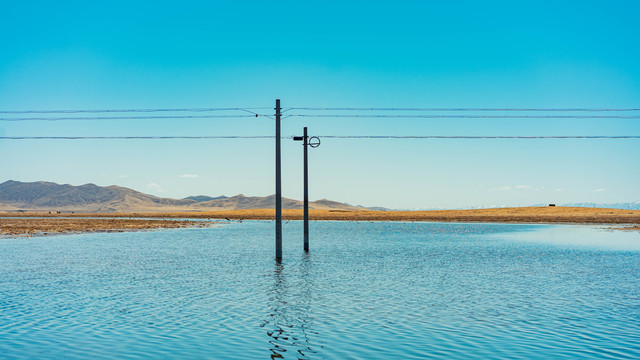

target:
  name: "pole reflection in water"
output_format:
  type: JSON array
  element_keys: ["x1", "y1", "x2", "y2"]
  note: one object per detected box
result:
[{"x1": 261, "y1": 254, "x2": 321, "y2": 359}]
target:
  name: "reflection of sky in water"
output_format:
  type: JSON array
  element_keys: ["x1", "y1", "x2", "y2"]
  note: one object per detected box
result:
[
  {"x1": 500, "y1": 224, "x2": 640, "y2": 251},
  {"x1": 1, "y1": 221, "x2": 639, "y2": 359}
]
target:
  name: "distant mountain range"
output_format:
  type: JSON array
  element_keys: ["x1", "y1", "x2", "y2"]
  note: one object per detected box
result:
[
  {"x1": 2, "y1": 180, "x2": 636, "y2": 213},
  {"x1": 0, "y1": 180, "x2": 365, "y2": 213},
  {"x1": 417, "y1": 202, "x2": 640, "y2": 211},
  {"x1": 544, "y1": 201, "x2": 640, "y2": 210}
]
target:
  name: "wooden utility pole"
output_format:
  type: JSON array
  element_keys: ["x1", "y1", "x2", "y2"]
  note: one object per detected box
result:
[{"x1": 275, "y1": 99, "x2": 282, "y2": 260}]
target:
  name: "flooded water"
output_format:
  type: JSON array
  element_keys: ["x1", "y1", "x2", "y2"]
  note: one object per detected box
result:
[{"x1": 1, "y1": 221, "x2": 639, "y2": 359}]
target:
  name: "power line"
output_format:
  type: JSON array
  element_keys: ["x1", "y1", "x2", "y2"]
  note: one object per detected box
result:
[
  {"x1": 0, "y1": 136, "x2": 274, "y2": 140},
  {"x1": 289, "y1": 114, "x2": 640, "y2": 119},
  {"x1": 5, "y1": 107, "x2": 638, "y2": 115},
  {"x1": 3, "y1": 106, "x2": 638, "y2": 121},
  {"x1": 318, "y1": 135, "x2": 640, "y2": 139},
  {"x1": 2, "y1": 135, "x2": 638, "y2": 140},
  {"x1": 0, "y1": 107, "x2": 271, "y2": 114},
  {"x1": 4, "y1": 114, "x2": 637, "y2": 121},
  {"x1": 285, "y1": 107, "x2": 640, "y2": 112},
  {"x1": 0, "y1": 114, "x2": 267, "y2": 122}
]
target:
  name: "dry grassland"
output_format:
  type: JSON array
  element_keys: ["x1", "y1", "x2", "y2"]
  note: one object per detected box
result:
[
  {"x1": 0, "y1": 218, "x2": 212, "y2": 237},
  {"x1": 49, "y1": 206, "x2": 638, "y2": 224},
  {"x1": 2, "y1": 207, "x2": 640, "y2": 237}
]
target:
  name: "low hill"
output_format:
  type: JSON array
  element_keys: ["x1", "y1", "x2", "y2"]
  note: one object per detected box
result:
[
  {"x1": 0, "y1": 180, "x2": 364, "y2": 213},
  {"x1": 184, "y1": 195, "x2": 229, "y2": 202}
]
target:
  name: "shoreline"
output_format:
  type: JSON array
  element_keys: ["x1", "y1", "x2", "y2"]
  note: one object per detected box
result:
[
  {"x1": 2, "y1": 206, "x2": 640, "y2": 223},
  {"x1": 0, "y1": 218, "x2": 215, "y2": 237},
  {"x1": 1, "y1": 207, "x2": 640, "y2": 236}
]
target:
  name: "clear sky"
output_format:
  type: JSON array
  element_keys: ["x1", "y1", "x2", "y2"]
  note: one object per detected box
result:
[{"x1": 1, "y1": 1, "x2": 639, "y2": 209}]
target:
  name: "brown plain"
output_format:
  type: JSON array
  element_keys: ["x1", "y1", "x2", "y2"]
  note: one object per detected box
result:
[
  {"x1": 2, "y1": 206, "x2": 640, "y2": 236},
  {"x1": 0, "y1": 218, "x2": 212, "y2": 236}
]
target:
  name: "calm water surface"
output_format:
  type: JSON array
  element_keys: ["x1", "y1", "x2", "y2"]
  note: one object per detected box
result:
[{"x1": 1, "y1": 222, "x2": 639, "y2": 359}]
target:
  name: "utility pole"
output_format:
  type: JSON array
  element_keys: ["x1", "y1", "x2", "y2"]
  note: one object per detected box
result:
[
  {"x1": 294, "y1": 127, "x2": 320, "y2": 252},
  {"x1": 303, "y1": 127, "x2": 309, "y2": 251},
  {"x1": 275, "y1": 99, "x2": 282, "y2": 260}
]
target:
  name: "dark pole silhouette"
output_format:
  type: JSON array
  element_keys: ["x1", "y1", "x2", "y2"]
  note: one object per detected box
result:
[
  {"x1": 303, "y1": 127, "x2": 309, "y2": 251},
  {"x1": 294, "y1": 127, "x2": 320, "y2": 252},
  {"x1": 275, "y1": 99, "x2": 282, "y2": 260}
]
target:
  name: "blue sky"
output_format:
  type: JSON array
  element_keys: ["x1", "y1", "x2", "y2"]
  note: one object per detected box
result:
[{"x1": 1, "y1": 1, "x2": 639, "y2": 208}]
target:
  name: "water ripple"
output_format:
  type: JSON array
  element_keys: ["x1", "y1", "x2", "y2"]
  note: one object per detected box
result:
[{"x1": 1, "y1": 222, "x2": 639, "y2": 359}]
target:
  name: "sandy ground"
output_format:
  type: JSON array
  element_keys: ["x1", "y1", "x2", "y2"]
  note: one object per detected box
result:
[
  {"x1": 0, "y1": 218, "x2": 213, "y2": 237},
  {"x1": 2, "y1": 207, "x2": 640, "y2": 237}
]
